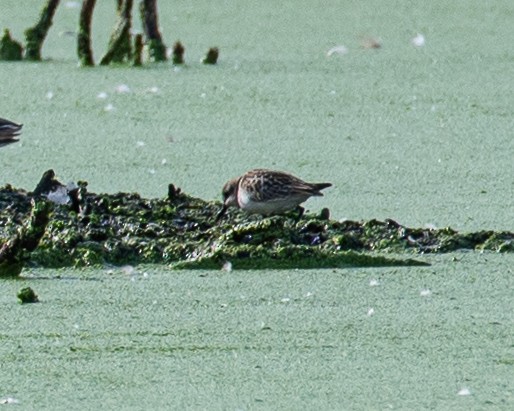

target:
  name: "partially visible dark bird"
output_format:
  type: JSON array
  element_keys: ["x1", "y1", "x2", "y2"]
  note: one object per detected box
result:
[{"x1": 0, "y1": 117, "x2": 23, "y2": 147}]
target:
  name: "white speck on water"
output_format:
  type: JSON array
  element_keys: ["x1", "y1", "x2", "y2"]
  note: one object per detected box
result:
[
  {"x1": 148, "y1": 168, "x2": 156, "y2": 175},
  {"x1": 329, "y1": 90, "x2": 336, "y2": 95},
  {"x1": 148, "y1": 86, "x2": 160, "y2": 93},
  {"x1": 420, "y1": 289, "x2": 431, "y2": 297},
  {"x1": 46, "y1": 91, "x2": 54, "y2": 100},
  {"x1": 0, "y1": 397, "x2": 18, "y2": 405},
  {"x1": 142, "y1": 272, "x2": 149, "y2": 278},
  {"x1": 97, "y1": 91, "x2": 108, "y2": 99},
  {"x1": 281, "y1": 297, "x2": 291, "y2": 303},
  {"x1": 305, "y1": 291, "x2": 313, "y2": 298},
  {"x1": 411, "y1": 33, "x2": 426, "y2": 47},
  {"x1": 367, "y1": 308, "x2": 375, "y2": 316},
  {"x1": 369, "y1": 279, "x2": 380, "y2": 287},
  {"x1": 161, "y1": 159, "x2": 167, "y2": 165},
  {"x1": 200, "y1": 92, "x2": 206, "y2": 98},
  {"x1": 457, "y1": 387, "x2": 471, "y2": 396},
  {"x1": 222, "y1": 261, "x2": 233, "y2": 272},
  {"x1": 104, "y1": 103, "x2": 115, "y2": 112},
  {"x1": 327, "y1": 45, "x2": 349, "y2": 57},
  {"x1": 136, "y1": 141, "x2": 145, "y2": 147},
  {"x1": 173, "y1": 66, "x2": 182, "y2": 73},
  {"x1": 115, "y1": 84, "x2": 131, "y2": 93},
  {"x1": 64, "y1": 1, "x2": 80, "y2": 8}
]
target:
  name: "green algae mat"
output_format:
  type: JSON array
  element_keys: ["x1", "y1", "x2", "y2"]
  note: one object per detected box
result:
[{"x1": 1, "y1": 170, "x2": 513, "y2": 276}]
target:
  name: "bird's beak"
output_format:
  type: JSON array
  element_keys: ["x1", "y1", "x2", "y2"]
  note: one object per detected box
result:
[{"x1": 215, "y1": 204, "x2": 228, "y2": 222}]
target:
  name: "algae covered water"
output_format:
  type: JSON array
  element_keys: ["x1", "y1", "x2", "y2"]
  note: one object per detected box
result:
[
  {"x1": 2, "y1": 253, "x2": 513, "y2": 409},
  {"x1": 1, "y1": 0, "x2": 514, "y2": 409}
]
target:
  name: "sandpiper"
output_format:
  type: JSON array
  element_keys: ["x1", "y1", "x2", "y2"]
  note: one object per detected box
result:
[
  {"x1": 217, "y1": 168, "x2": 332, "y2": 220},
  {"x1": 0, "y1": 117, "x2": 23, "y2": 147}
]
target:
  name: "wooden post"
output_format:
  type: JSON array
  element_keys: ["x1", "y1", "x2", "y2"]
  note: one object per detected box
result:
[
  {"x1": 132, "y1": 33, "x2": 143, "y2": 66},
  {"x1": 100, "y1": 0, "x2": 133, "y2": 65},
  {"x1": 0, "y1": 29, "x2": 23, "y2": 61},
  {"x1": 77, "y1": 0, "x2": 97, "y2": 66},
  {"x1": 24, "y1": 0, "x2": 61, "y2": 61},
  {"x1": 139, "y1": 0, "x2": 167, "y2": 62}
]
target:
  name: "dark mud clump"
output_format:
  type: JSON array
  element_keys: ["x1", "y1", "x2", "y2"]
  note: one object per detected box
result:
[{"x1": 1, "y1": 170, "x2": 513, "y2": 275}]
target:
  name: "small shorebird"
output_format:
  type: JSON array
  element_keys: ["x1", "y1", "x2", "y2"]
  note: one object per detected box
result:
[
  {"x1": 0, "y1": 117, "x2": 23, "y2": 147},
  {"x1": 217, "y1": 168, "x2": 332, "y2": 220}
]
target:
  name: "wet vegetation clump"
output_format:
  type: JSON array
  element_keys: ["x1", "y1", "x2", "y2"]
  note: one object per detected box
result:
[
  {"x1": 17, "y1": 287, "x2": 39, "y2": 304},
  {"x1": 0, "y1": 29, "x2": 23, "y2": 61},
  {"x1": 1, "y1": 170, "x2": 513, "y2": 276}
]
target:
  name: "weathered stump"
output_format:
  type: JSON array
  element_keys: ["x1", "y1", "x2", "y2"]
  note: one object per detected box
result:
[
  {"x1": 202, "y1": 47, "x2": 219, "y2": 65},
  {"x1": 132, "y1": 33, "x2": 143, "y2": 66},
  {"x1": 24, "y1": 0, "x2": 61, "y2": 61},
  {"x1": 139, "y1": 0, "x2": 167, "y2": 62},
  {"x1": 0, "y1": 29, "x2": 23, "y2": 61},
  {"x1": 172, "y1": 41, "x2": 184, "y2": 65},
  {"x1": 77, "y1": 0, "x2": 96, "y2": 66},
  {"x1": 100, "y1": 0, "x2": 134, "y2": 65}
]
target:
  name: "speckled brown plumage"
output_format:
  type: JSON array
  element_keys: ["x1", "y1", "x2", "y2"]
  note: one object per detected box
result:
[{"x1": 217, "y1": 169, "x2": 331, "y2": 219}]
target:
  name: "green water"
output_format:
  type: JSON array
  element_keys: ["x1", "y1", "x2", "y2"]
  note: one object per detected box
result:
[
  {"x1": 1, "y1": 253, "x2": 513, "y2": 410},
  {"x1": 1, "y1": 0, "x2": 514, "y2": 409}
]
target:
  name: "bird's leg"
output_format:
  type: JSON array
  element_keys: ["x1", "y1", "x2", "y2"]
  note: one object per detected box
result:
[
  {"x1": 295, "y1": 206, "x2": 305, "y2": 220},
  {"x1": 215, "y1": 205, "x2": 228, "y2": 223}
]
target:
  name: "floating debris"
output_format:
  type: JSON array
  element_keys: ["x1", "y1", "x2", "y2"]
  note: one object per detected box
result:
[
  {"x1": 115, "y1": 84, "x2": 131, "y2": 94},
  {"x1": 411, "y1": 33, "x2": 425, "y2": 47},
  {"x1": 360, "y1": 36, "x2": 382, "y2": 49},
  {"x1": 457, "y1": 387, "x2": 471, "y2": 396},
  {"x1": 0, "y1": 397, "x2": 19, "y2": 404},
  {"x1": 327, "y1": 45, "x2": 348, "y2": 57},
  {"x1": 420, "y1": 289, "x2": 431, "y2": 297}
]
